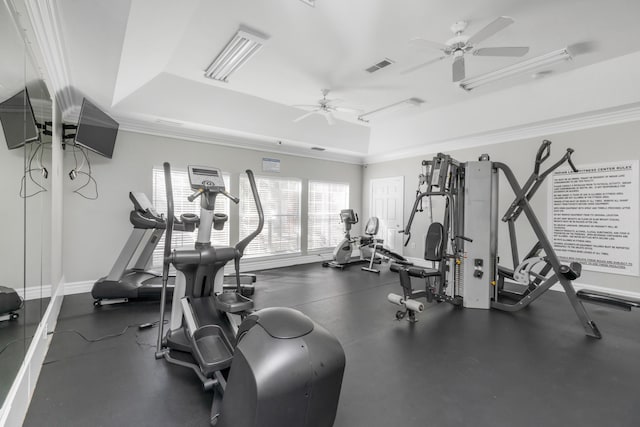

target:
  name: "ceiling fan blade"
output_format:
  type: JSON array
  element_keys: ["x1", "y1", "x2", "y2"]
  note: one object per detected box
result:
[
  {"x1": 401, "y1": 56, "x2": 446, "y2": 75},
  {"x1": 467, "y1": 16, "x2": 514, "y2": 46},
  {"x1": 292, "y1": 104, "x2": 321, "y2": 111},
  {"x1": 323, "y1": 110, "x2": 335, "y2": 126},
  {"x1": 293, "y1": 110, "x2": 319, "y2": 123},
  {"x1": 452, "y1": 55, "x2": 465, "y2": 82},
  {"x1": 333, "y1": 106, "x2": 363, "y2": 114},
  {"x1": 473, "y1": 46, "x2": 529, "y2": 57},
  {"x1": 409, "y1": 38, "x2": 449, "y2": 52}
]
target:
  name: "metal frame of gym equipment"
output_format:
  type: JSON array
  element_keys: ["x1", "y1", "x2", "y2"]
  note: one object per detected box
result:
[
  {"x1": 156, "y1": 164, "x2": 345, "y2": 426},
  {"x1": 322, "y1": 209, "x2": 377, "y2": 269},
  {"x1": 388, "y1": 140, "x2": 603, "y2": 338},
  {"x1": 0, "y1": 286, "x2": 23, "y2": 322},
  {"x1": 92, "y1": 192, "x2": 256, "y2": 306},
  {"x1": 361, "y1": 217, "x2": 412, "y2": 274}
]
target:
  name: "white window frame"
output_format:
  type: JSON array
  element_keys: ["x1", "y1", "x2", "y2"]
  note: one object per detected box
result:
[
  {"x1": 307, "y1": 180, "x2": 350, "y2": 251},
  {"x1": 239, "y1": 174, "x2": 301, "y2": 258}
]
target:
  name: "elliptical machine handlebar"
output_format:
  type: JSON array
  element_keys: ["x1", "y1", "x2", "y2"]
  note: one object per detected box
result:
[
  {"x1": 235, "y1": 170, "x2": 264, "y2": 257},
  {"x1": 157, "y1": 162, "x2": 175, "y2": 357},
  {"x1": 188, "y1": 187, "x2": 241, "y2": 205}
]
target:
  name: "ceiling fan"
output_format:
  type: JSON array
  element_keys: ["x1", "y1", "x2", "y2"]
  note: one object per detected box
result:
[
  {"x1": 404, "y1": 16, "x2": 530, "y2": 82},
  {"x1": 293, "y1": 89, "x2": 362, "y2": 125}
]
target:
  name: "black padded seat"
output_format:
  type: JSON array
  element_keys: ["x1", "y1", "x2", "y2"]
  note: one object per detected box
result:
[{"x1": 390, "y1": 263, "x2": 439, "y2": 278}]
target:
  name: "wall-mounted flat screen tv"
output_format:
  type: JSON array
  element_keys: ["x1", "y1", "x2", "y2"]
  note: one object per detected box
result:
[
  {"x1": 0, "y1": 88, "x2": 39, "y2": 150},
  {"x1": 74, "y1": 98, "x2": 119, "y2": 159}
]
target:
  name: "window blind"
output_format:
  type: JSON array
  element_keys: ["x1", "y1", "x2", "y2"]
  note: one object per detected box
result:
[
  {"x1": 151, "y1": 166, "x2": 230, "y2": 266},
  {"x1": 308, "y1": 181, "x2": 349, "y2": 250},
  {"x1": 239, "y1": 174, "x2": 301, "y2": 257}
]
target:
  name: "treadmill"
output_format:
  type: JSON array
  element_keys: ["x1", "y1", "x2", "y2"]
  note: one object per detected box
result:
[
  {"x1": 92, "y1": 192, "x2": 256, "y2": 306},
  {"x1": 0, "y1": 286, "x2": 22, "y2": 321},
  {"x1": 92, "y1": 192, "x2": 198, "y2": 305}
]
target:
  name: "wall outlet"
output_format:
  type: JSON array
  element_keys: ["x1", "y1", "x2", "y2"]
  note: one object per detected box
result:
[{"x1": 410, "y1": 242, "x2": 416, "y2": 249}]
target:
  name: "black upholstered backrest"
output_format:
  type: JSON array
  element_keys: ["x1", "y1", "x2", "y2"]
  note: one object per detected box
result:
[{"x1": 424, "y1": 222, "x2": 445, "y2": 261}]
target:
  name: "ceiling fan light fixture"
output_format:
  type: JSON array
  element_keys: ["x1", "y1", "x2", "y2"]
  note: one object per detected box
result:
[
  {"x1": 358, "y1": 97, "x2": 425, "y2": 123},
  {"x1": 459, "y1": 47, "x2": 572, "y2": 91},
  {"x1": 204, "y1": 27, "x2": 269, "y2": 82}
]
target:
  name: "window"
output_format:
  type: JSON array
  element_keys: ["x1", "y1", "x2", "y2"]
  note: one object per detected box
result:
[
  {"x1": 151, "y1": 166, "x2": 230, "y2": 266},
  {"x1": 239, "y1": 175, "x2": 301, "y2": 257},
  {"x1": 308, "y1": 181, "x2": 350, "y2": 250}
]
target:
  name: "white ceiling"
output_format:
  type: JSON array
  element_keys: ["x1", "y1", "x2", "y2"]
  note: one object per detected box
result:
[{"x1": 49, "y1": 0, "x2": 640, "y2": 162}]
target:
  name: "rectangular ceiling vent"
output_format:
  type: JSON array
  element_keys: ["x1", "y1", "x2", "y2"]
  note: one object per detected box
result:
[
  {"x1": 365, "y1": 58, "x2": 394, "y2": 73},
  {"x1": 299, "y1": 0, "x2": 315, "y2": 6},
  {"x1": 156, "y1": 119, "x2": 184, "y2": 127},
  {"x1": 311, "y1": 146, "x2": 326, "y2": 151}
]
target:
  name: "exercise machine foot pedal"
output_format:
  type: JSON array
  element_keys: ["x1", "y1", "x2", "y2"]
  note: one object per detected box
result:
[
  {"x1": 214, "y1": 292, "x2": 253, "y2": 313},
  {"x1": 192, "y1": 325, "x2": 234, "y2": 377}
]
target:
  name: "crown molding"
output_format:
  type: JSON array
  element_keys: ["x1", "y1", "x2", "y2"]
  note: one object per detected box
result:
[
  {"x1": 364, "y1": 102, "x2": 640, "y2": 164},
  {"x1": 113, "y1": 114, "x2": 366, "y2": 165},
  {"x1": 22, "y1": 0, "x2": 74, "y2": 112}
]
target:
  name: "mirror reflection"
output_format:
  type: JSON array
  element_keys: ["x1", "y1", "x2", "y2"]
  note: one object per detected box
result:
[{"x1": 0, "y1": 1, "x2": 52, "y2": 406}]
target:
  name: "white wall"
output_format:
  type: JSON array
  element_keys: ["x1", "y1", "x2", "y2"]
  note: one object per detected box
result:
[
  {"x1": 0, "y1": 142, "x2": 24, "y2": 290},
  {"x1": 0, "y1": 137, "x2": 51, "y2": 294},
  {"x1": 62, "y1": 130, "x2": 363, "y2": 283},
  {"x1": 363, "y1": 120, "x2": 640, "y2": 294}
]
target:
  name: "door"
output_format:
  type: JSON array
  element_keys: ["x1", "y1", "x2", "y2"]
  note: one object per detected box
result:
[{"x1": 369, "y1": 176, "x2": 404, "y2": 253}]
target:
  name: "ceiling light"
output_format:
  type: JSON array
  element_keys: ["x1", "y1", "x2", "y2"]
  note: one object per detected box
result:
[
  {"x1": 204, "y1": 27, "x2": 269, "y2": 82},
  {"x1": 459, "y1": 47, "x2": 573, "y2": 91},
  {"x1": 358, "y1": 98, "x2": 425, "y2": 123},
  {"x1": 299, "y1": 0, "x2": 315, "y2": 6}
]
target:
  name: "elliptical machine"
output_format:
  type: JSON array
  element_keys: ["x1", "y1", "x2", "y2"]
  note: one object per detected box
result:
[{"x1": 155, "y1": 163, "x2": 346, "y2": 427}]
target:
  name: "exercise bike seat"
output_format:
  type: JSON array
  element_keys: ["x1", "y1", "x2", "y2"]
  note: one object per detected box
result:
[{"x1": 214, "y1": 291, "x2": 253, "y2": 313}]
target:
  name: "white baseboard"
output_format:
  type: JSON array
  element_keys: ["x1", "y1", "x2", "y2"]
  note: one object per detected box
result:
[
  {"x1": 230, "y1": 252, "x2": 333, "y2": 274},
  {"x1": 64, "y1": 280, "x2": 95, "y2": 296},
  {"x1": 15, "y1": 285, "x2": 53, "y2": 301},
  {"x1": 0, "y1": 280, "x2": 64, "y2": 427},
  {"x1": 64, "y1": 253, "x2": 335, "y2": 296}
]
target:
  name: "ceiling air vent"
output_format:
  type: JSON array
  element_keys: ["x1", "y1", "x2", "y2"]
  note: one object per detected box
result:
[
  {"x1": 365, "y1": 58, "x2": 395, "y2": 73},
  {"x1": 311, "y1": 147, "x2": 326, "y2": 151}
]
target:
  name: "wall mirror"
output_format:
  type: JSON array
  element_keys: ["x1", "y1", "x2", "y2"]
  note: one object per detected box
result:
[{"x1": 0, "y1": 0, "x2": 52, "y2": 407}]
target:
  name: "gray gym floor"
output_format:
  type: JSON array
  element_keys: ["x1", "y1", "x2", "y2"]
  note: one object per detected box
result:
[
  {"x1": 24, "y1": 264, "x2": 640, "y2": 426},
  {"x1": 0, "y1": 297, "x2": 49, "y2": 403}
]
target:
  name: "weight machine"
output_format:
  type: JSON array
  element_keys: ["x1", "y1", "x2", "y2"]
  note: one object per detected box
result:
[{"x1": 388, "y1": 140, "x2": 603, "y2": 338}]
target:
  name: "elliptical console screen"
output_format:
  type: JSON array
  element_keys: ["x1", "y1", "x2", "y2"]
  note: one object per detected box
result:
[{"x1": 188, "y1": 165, "x2": 225, "y2": 192}]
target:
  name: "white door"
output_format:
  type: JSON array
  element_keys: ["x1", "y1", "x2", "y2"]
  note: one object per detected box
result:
[{"x1": 369, "y1": 176, "x2": 404, "y2": 253}]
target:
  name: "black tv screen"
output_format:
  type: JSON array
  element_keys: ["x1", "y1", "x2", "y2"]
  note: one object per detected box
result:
[
  {"x1": 74, "y1": 98, "x2": 118, "y2": 159},
  {"x1": 0, "y1": 89, "x2": 39, "y2": 150}
]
